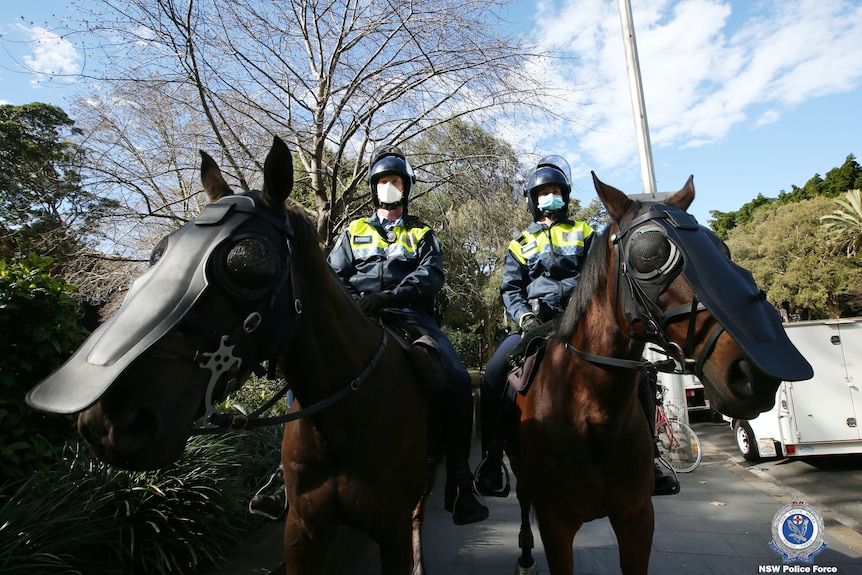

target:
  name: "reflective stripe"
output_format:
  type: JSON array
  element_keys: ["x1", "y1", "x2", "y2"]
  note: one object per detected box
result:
[
  {"x1": 347, "y1": 219, "x2": 430, "y2": 259},
  {"x1": 509, "y1": 222, "x2": 590, "y2": 265}
]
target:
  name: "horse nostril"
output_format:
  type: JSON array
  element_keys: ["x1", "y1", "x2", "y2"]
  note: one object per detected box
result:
[
  {"x1": 726, "y1": 359, "x2": 755, "y2": 398},
  {"x1": 110, "y1": 408, "x2": 159, "y2": 454}
]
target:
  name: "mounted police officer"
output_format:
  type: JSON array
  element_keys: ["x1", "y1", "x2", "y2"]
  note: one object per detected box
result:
[
  {"x1": 327, "y1": 145, "x2": 488, "y2": 525},
  {"x1": 475, "y1": 155, "x2": 594, "y2": 497},
  {"x1": 475, "y1": 155, "x2": 680, "y2": 499}
]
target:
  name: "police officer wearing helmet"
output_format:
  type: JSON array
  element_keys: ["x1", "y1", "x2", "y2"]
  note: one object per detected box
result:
[
  {"x1": 327, "y1": 145, "x2": 489, "y2": 525},
  {"x1": 474, "y1": 156, "x2": 594, "y2": 498},
  {"x1": 474, "y1": 155, "x2": 679, "y2": 500}
]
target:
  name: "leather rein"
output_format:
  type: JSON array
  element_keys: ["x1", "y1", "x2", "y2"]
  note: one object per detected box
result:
[{"x1": 149, "y1": 210, "x2": 391, "y2": 434}]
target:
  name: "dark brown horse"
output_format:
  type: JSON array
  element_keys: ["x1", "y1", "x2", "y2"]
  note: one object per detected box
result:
[
  {"x1": 509, "y1": 174, "x2": 812, "y2": 574},
  {"x1": 27, "y1": 137, "x2": 436, "y2": 574}
]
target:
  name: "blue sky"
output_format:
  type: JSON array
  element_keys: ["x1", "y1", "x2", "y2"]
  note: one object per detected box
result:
[{"x1": 2, "y1": 0, "x2": 861, "y2": 226}]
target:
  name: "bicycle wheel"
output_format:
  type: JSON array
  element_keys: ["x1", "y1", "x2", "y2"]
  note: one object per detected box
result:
[{"x1": 655, "y1": 419, "x2": 702, "y2": 473}]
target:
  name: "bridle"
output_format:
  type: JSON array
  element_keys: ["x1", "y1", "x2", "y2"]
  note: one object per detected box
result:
[
  {"x1": 147, "y1": 193, "x2": 390, "y2": 434},
  {"x1": 565, "y1": 205, "x2": 725, "y2": 378}
]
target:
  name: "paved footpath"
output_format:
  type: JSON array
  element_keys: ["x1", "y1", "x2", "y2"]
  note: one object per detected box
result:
[{"x1": 211, "y1": 434, "x2": 862, "y2": 574}]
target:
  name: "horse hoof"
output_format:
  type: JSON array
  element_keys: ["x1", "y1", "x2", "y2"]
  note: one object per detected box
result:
[{"x1": 513, "y1": 559, "x2": 538, "y2": 575}]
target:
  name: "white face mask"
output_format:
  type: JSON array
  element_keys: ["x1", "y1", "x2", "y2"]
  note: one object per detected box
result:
[{"x1": 377, "y1": 182, "x2": 403, "y2": 204}]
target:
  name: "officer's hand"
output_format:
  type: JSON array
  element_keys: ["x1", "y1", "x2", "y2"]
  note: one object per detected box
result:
[
  {"x1": 520, "y1": 314, "x2": 542, "y2": 334},
  {"x1": 357, "y1": 292, "x2": 393, "y2": 315}
]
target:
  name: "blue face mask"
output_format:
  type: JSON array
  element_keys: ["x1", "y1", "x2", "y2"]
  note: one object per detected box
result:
[{"x1": 537, "y1": 193, "x2": 565, "y2": 211}]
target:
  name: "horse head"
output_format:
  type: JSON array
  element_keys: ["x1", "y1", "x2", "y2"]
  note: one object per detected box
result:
[
  {"x1": 27, "y1": 136, "x2": 300, "y2": 469},
  {"x1": 592, "y1": 173, "x2": 812, "y2": 420}
]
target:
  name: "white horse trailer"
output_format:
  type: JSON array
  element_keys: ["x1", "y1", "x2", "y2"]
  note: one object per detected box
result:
[{"x1": 730, "y1": 318, "x2": 862, "y2": 461}]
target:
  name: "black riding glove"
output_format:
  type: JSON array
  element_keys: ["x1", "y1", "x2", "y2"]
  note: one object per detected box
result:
[
  {"x1": 357, "y1": 292, "x2": 394, "y2": 315},
  {"x1": 520, "y1": 314, "x2": 542, "y2": 334}
]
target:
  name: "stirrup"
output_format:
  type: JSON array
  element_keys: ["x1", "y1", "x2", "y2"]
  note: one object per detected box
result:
[
  {"x1": 474, "y1": 456, "x2": 511, "y2": 498},
  {"x1": 248, "y1": 465, "x2": 288, "y2": 520}
]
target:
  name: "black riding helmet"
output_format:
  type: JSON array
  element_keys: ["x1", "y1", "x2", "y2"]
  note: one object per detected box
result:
[
  {"x1": 368, "y1": 145, "x2": 416, "y2": 213},
  {"x1": 524, "y1": 155, "x2": 572, "y2": 221}
]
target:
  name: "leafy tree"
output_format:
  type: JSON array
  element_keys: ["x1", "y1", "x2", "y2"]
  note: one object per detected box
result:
[
  {"x1": 1, "y1": 104, "x2": 85, "y2": 267},
  {"x1": 408, "y1": 119, "x2": 525, "y2": 355},
  {"x1": 709, "y1": 194, "x2": 775, "y2": 240},
  {"x1": 820, "y1": 189, "x2": 862, "y2": 257},
  {"x1": 726, "y1": 197, "x2": 862, "y2": 320},
  {"x1": 0, "y1": 103, "x2": 126, "y2": 303}
]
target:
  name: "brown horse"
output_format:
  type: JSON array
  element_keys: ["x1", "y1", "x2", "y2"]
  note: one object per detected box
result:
[
  {"x1": 509, "y1": 174, "x2": 812, "y2": 574},
  {"x1": 27, "y1": 137, "x2": 436, "y2": 574}
]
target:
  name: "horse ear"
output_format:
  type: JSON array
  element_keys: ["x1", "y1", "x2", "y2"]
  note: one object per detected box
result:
[
  {"x1": 261, "y1": 135, "x2": 294, "y2": 211},
  {"x1": 200, "y1": 151, "x2": 235, "y2": 202},
  {"x1": 667, "y1": 176, "x2": 695, "y2": 211},
  {"x1": 592, "y1": 171, "x2": 633, "y2": 221}
]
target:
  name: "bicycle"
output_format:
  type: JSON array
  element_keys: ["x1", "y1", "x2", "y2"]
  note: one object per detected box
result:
[{"x1": 655, "y1": 385, "x2": 702, "y2": 473}]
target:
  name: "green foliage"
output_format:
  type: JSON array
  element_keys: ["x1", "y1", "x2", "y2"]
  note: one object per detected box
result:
[
  {"x1": 1, "y1": 104, "x2": 96, "y2": 269},
  {"x1": 408, "y1": 118, "x2": 524, "y2": 352},
  {"x1": 820, "y1": 189, "x2": 862, "y2": 257},
  {"x1": 0, "y1": 255, "x2": 89, "y2": 478},
  {"x1": 726, "y1": 197, "x2": 862, "y2": 320},
  {"x1": 709, "y1": 194, "x2": 776, "y2": 240},
  {"x1": 0, "y1": 429, "x2": 282, "y2": 574},
  {"x1": 446, "y1": 329, "x2": 483, "y2": 370}
]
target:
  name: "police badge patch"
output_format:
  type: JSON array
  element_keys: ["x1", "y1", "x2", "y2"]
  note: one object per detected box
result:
[{"x1": 769, "y1": 500, "x2": 827, "y2": 563}]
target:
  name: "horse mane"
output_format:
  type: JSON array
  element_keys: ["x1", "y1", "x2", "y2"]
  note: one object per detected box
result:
[
  {"x1": 553, "y1": 225, "x2": 611, "y2": 343},
  {"x1": 285, "y1": 208, "x2": 358, "y2": 309},
  {"x1": 553, "y1": 200, "x2": 644, "y2": 343}
]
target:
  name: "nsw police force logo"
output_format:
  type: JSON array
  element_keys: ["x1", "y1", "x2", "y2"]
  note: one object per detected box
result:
[{"x1": 769, "y1": 500, "x2": 827, "y2": 563}]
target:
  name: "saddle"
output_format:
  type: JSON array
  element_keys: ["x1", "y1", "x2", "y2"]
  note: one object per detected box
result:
[
  {"x1": 380, "y1": 314, "x2": 452, "y2": 397},
  {"x1": 506, "y1": 321, "x2": 554, "y2": 394}
]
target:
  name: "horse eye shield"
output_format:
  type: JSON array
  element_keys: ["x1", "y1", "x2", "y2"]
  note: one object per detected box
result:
[
  {"x1": 26, "y1": 195, "x2": 292, "y2": 414},
  {"x1": 630, "y1": 206, "x2": 812, "y2": 382}
]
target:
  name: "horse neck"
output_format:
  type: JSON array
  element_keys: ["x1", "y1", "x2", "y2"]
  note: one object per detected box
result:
[
  {"x1": 554, "y1": 237, "x2": 647, "y2": 407},
  {"x1": 278, "y1": 233, "x2": 383, "y2": 403}
]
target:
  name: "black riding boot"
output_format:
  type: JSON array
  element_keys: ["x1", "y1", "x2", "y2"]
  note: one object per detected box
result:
[
  {"x1": 475, "y1": 388, "x2": 509, "y2": 497},
  {"x1": 638, "y1": 372, "x2": 680, "y2": 496},
  {"x1": 443, "y1": 405, "x2": 489, "y2": 525}
]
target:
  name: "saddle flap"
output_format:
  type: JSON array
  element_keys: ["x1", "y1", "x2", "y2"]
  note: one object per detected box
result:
[
  {"x1": 507, "y1": 334, "x2": 549, "y2": 394},
  {"x1": 407, "y1": 335, "x2": 452, "y2": 397}
]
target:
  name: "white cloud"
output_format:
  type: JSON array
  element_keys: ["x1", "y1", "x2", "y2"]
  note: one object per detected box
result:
[
  {"x1": 520, "y1": 0, "x2": 862, "y2": 179},
  {"x1": 19, "y1": 24, "x2": 80, "y2": 88}
]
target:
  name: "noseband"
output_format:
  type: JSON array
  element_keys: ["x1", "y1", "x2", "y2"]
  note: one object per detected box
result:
[
  {"x1": 566, "y1": 206, "x2": 724, "y2": 377},
  {"x1": 148, "y1": 195, "x2": 391, "y2": 434}
]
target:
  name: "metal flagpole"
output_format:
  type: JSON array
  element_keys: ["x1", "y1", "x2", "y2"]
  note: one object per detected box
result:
[
  {"x1": 617, "y1": 0, "x2": 657, "y2": 198},
  {"x1": 618, "y1": 0, "x2": 688, "y2": 420}
]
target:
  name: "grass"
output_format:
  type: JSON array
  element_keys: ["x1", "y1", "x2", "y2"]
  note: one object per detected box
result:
[{"x1": 0, "y1": 426, "x2": 282, "y2": 574}]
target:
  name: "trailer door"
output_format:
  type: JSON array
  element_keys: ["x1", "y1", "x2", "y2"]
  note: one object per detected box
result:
[{"x1": 783, "y1": 321, "x2": 862, "y2": 443}]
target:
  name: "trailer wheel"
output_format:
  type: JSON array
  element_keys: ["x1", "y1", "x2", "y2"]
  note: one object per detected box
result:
[{"x1": 734, "y1": 421, "x2": 761, "y2": 462}]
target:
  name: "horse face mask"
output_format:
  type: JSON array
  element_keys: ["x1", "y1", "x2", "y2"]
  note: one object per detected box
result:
[
  {"x1": 617, "y1": 205, "x2": 812, "y2": 382},
  {"x1": 27, "y1": 192, "x2": 296, "y2": 414}
]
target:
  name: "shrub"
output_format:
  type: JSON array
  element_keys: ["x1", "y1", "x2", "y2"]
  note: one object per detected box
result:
[
  {"x1": 0, "y1": 255, "x2": 88, "y2": 478},
  {"x1": 0, "y1": 428, "x2": 282, "y2": 574}
]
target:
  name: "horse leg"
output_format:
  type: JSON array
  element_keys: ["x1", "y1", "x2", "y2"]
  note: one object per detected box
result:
[
  {"x1": 409, "y1": 485, "x2": 431, "y2": 575},
  {"x1": 534, "y1": 505, "x2": 579, "y2": 575},
  {"x1": 515, "y1": 487, "x2": 538, "y2": 574},
  {"x1": 608, "y1": 498, "x2": 654, "y2": 575},
  {"x1": 282, "y1": 507, "x2": 334, "y2": 575},
  {"x1": 375, "y1": 509, "x2": 415, "y2": 575}
]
